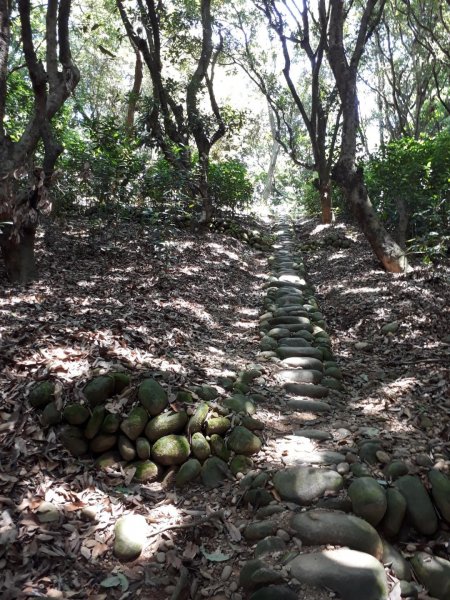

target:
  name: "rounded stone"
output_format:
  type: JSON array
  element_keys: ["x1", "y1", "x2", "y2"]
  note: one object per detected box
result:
[
  {"x1": 114, "y1": 514, "x2": 147, "y2": 562},
  {"x1": 394, "y1": 475, "x2": 438, "y2": 535},
  {"x1": 138, "y1": 379, "x2": 168, "y2": 416},
  {"x1": 428, "y1": 468, "x2": 450, "y2": 523},
  {"x1": 191, "y1": 432, "x2": 211, "y2": 461},
  {"x1": 187, "y1": 403, "x2": 209, "y2": 434},
  {"x1": 223, "y1": 395, "x2": 256, "y2": 415},
  {"x1": 131, "y1": 460, "x2": 160, "y2": 482},
  {"x1": 83, "y1": 376, "x2": 115, "y2": 407},
  {"x1": 273, "y1": 466, "x2": 343, "y2": 505},
  {"x1": 410, "y1": 552, "x2": 450, "y2": 600},
  {"x1": 145, "y1": 411, "x2": 188, "y2": 441},
  {"x1": 201, "y1": 456, "x2": 232, "y2": 489},
  {"x1": 63, "y1": 404, "x2": 90, "y2": 426},
  {"x1": 383, "y1": 460, "x2": 409, "y2": 480},
  {"x1": 348, "y1": 477, "x2": 387, "y2": 526},
  {"x1": 41, "y1": 402, "x2": 61, "y2": 427},
  {"x1": 254, "y1": 536, "x2": 286, "y2": 558},
  {"x1": 243, "y1": 520, "x2": 278, "y2": 541},
  {"x1": 101, "y1": 412, "x2": 121, "y2": 434},
  {"x1": 227, "y1": 426, "x2": 261, "y2": 456},
  {"x1": 89, "y1": 434, "x2": 117, "y2": 454},
  {"x1": 151, "y1": 435, "x2": 190, "y2": 466},
  {"x1": 118, "y1": 435, "x2": 136, "y2": 461},
  {"x1": 29, "y1": 381, "x2": 55, "y2": 408},
  {"x1": 175, "y1": 459, "x2": 202, "y2": 487},
  {"x1": 205, "y1": 417, "x2": 231, "y2": 436},
  {"x1": 230, "y1": 455, "x2": 254, "y2": 476},
  {"x1": 85, "y1": 406, "x2": 106, "y2": 439},
  {"x1": 290, "y1": 509, "x2": 383, "y2": 559},
  {"x1": 380, "y1": 487, "x2": 407, "y2": 539},
  {"x1": 136, "y1": 437, "x2": 151, "y2": 460},
  {"x1": 210, "y1": 434, "x2": 231, "y2": 462},
  {"x1": 59, "y1": 426, "x2": 88, "y2": 457},
  {"x1": 121, "y1": 407, "x2": 148, "y2": 441},
  {"x1": 288, "y1": 548, "x2": 388, "y2": 600}
]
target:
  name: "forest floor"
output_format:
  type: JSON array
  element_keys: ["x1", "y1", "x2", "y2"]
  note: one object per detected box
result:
[{"x1": 0, "y1": 211, "x2": 449, "y2": 600}]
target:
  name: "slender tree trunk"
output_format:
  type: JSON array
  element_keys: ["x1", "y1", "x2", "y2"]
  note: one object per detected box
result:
[
  {"x1": 0, "y1": 223, "x2": 37, "y2": 283},
  {"x1": 395, "y1": 196, "x2": 409, "y2": 248},
  {"x1": 319, "y1": 179, "x2": 332, "y2": 224},
  {"x1": 125, "y1": 43, "x2": 143, "y2": 134},
  {"x1": 262, "y1": 140, "x2": 279, "y2": 203},
  {"x1": 335, "y1": 165, "x2": 408, "y2": 272},
  {"x1": 198, "y1": 152, "x2": 213, "y2": 224}
]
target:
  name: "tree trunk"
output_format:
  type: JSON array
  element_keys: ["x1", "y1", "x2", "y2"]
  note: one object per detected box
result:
[
  {"x1": 0, "y1": 224, "x2": 37, "y2": 283},
  {"x1": 337, "y1": 166, "x2": 408, "y2": 273},
  {"x1": 197, "y1": 152, "x2": 213, "y2": 225},
  {"x1": 395, "y1": 196, "x2": 409, "y2": 249},
  {"x1": 319, "y1": 180, "x2": 332, "y2": 224},
  {"x1": 125, "y1": 42, "x2": 143, "y2": 134}
]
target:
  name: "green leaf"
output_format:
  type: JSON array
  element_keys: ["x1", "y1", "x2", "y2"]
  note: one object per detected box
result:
[
  {"x1": 200, "y1": 546, "x2": 231, "y2": 562},
  {"x1": 100, "y1": 575, "x2": 121, "y2": 588}
]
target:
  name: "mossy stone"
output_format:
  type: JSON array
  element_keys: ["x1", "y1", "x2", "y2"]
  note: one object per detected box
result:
[
  {"x1": 187, "y1": 403, "x2": 209, "y2": 434},
  {"x1": 59, "y1": 425, "x2": 88, "y2": 457},
  {"x1": 230, "y1": 455, "x2": 254, "y2": 476},
  {"x1": 410, "y1": 552, "x2": 450, "y2": 600},
  {"x1": 218, "y1": 376, "x2": 235, "y2": 391},
  {"x1": 145, "y1": 411, "x2": 188, "y2": 442},
  {"x1": 348, "y1": 477, "x2": 387, "y2": 526},
  {"x1": 196, "y1": 385, "x2": 218, "y2": 401},
  {"x1": 244, "y1": 488, "x2": 273, "y2": 508},
  {"x1": 260, "y1": 336, "x2": 278, "y2": 351},
  {"x1": 118, "y1": 435, "x2": 136, "y2": 461},
  {"x1": 85, "y1": 406, "x2": 106, "y2": 440},
  {"x1": 210, "y1": 434, "x2": 231, "y2": 462},
  {"x1": 41, "y1": 402, "x2": 61, "y2": 427},
  {"x1": 395, "y1": 475, "x2": 438, "y2": 535},
  {"x1": 120, "y1": 407, "x2": 148, "y2": 440},
  {"x1": 89, "y1": 434, "x2": 117, "y2": 454},
  {"x1": 131, "y1": 460, "x2": 160, "y2": 482},
  {"x1": 29, "y1": 381, "x2": 55, "y2": 408},
  {"x1": 151, "y1": 434, "x2": 190, "y2": 465},
  {"x1": 138, "y1": 379, "x2": 168, "y2": 416},
  {"x1": 241, "y1": 416, "x2": 265, "y2": 431},
  {"x1": 176, "y1": 390, "x2": 193, "y2": 403},
  {"x1": 111, "y1": 372, "x2": 130, "y2": 393},
  {"x1": 136, "y1": 437, "x2": 151, "y2": 460},
  {"x1": 227, "y1": 426, "x2": 261, "y2": 456},
  {"x1": 205, "y1": 416, "x2": 231, "y2": 436},
  {"x1": 380, "y1": 488, "x2": 407, "y2": 539},
  {"x1": 101, "y1": 412, "x2": 121, "y2": 434},
  {"x1": 95, "y1": 451, "x2": 121, "y2": 470},
  {"x1": 175, "y1": 459, "x2": 202, "y2": 487},
  {"x1": 233, "y1": 382, "x2": 250, "y2": 394},
  {"x1": 63, "y1": 403, "x2": 90, "y2": 426},
  {"x1": 83, "y1": 376, "x2": 115, "y2": 407},
  {"x1": 428, "y1": 468, "x2": 450, "y2": 523},
  {"x1": 223, "y1": 394, "x2": 256, "y2": 415},
  {"x1": 191, "y1": 432, "x2": 211, "y2": 461},
  {"x1": 383, "y1": 460, "x2": 409, "y2": 480},
  {"x1": 114, "y1": 515, "x2": 146, "y2": 562},
  {"x1": 201, "y1": 456, "x2": 231, "y2": 488}
]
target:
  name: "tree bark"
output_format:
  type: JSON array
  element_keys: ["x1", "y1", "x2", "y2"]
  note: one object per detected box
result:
[
  {"x1": 319, "y1": 179, "x2": 332, "y2": 224},
  {"x1": 327, "y1": 0, "x2": 408, "y2": 273},
  {"x1": 395, "y1": 196, "x2": 409, "y2": 249},
  {"x1": 0, "y1": 224, "x2": 37, "y2": 283},
  {"x1": 125, "y1": 42, "x2": 143, "y2": 134}
]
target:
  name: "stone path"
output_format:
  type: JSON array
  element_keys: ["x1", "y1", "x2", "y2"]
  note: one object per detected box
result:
[{"x1": 238, "y1": 220, "x2": 450, "y2": 600}]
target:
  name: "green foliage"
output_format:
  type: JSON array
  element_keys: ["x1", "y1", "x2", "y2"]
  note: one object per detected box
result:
[
  {"x1": 208, "y1": 159, "x2": 253, "y2": 212},
  {"x1": 365, "y1": 131, "x2": 450, "y2": 261}
]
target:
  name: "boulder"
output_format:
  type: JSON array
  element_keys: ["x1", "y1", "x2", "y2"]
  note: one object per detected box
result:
[
  {"x1": 290, "y1": 509, "x2": 383, "y2": 559},
  {"x1": 191, "y1": 432, "x2": 211, "y2": 461},
  {"x1": 187, "y1": 403, "x2": 209, "y2": 434},
  {"x1": 288, "y1": 548, "x2": 388, "y2": 600},
  {"x1": 175, "y1": 459, "x2": 202, "y2": 487},
  {"x1": 201, "y1": 456, "x2": 231, "y2": 488},
  {"x1": 120, "y1": 407, "x2": 148, "y2": 440},
  {"x1": 230, "y1": 455, "x2": 254, "y2": 476},
  {"x1": 59, "y1": 425, "x2": 88, "y2": 457},
  {"x1": 131, "y1": 460, "x2": 160, "y2": 482},
  {"x1": 114, "y1": 514, "x2": 147, "y2": 562},
  {"x1": 227, "y1": 426, "x2": 261, "y2": 456},
  {"x1": 380, "y1": 488, "x2": 407, "y2": 539},
  {"x1": 348, "y1": 477, "x2": 387, "y2": 526},
  {"x1": 144, "y1": 411, "x2": 188, "y2": 441},
  {"x1": 118, "y1": 435, "x2": 136, "y2": 461},
  {"x1": 205, "y1": 417, "x2": 231, "y2": 436},
  {"x1": 410, "y1": 552, "x2": 450, "y2": 600},
  {"x1": 136, "y1": 437, "x2": 151, "y2": 460},
  {"x1": 223, "y1": 395, "x2": 256, "y2": 415},
  {"x1": 151, "y1": 435, "x2": 190, "y2": 465},
  {"x1": 210, "y1": 434, "x2": 230, "y2": 462},
  {"x1": 138, "y1": 379, "x2": 168, "y2": 416},
  {"x1": 273, "y1": 466, "x2": 343, "y2": 505},
  {"x1": 63, "y1": 403, "x2": 90, "y2": 426},
  {"x1": 101, "y1": 412, "x2": 121, "y2": 434},
  {"x1": 85, "y1": 406, "x2": 106, "y2": 440},
  {"x1": 29, "y1": 381, "x2": 55, "y2": 408},
  {"x1": 41, "y1": 402, "x2": 61, "y2": 427},
  {"x1": 89, "y1": 434, "x2": 117, "y2": 454},
  {"x1": 428, "y1": 468, "x2": 450, "y2": 523},
  {"x1": 83, "y1": 376, "x2": 115, "y2": 407},
  {"x1": 395, "y1": 475, "x2": 438, "y2": 535}
]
